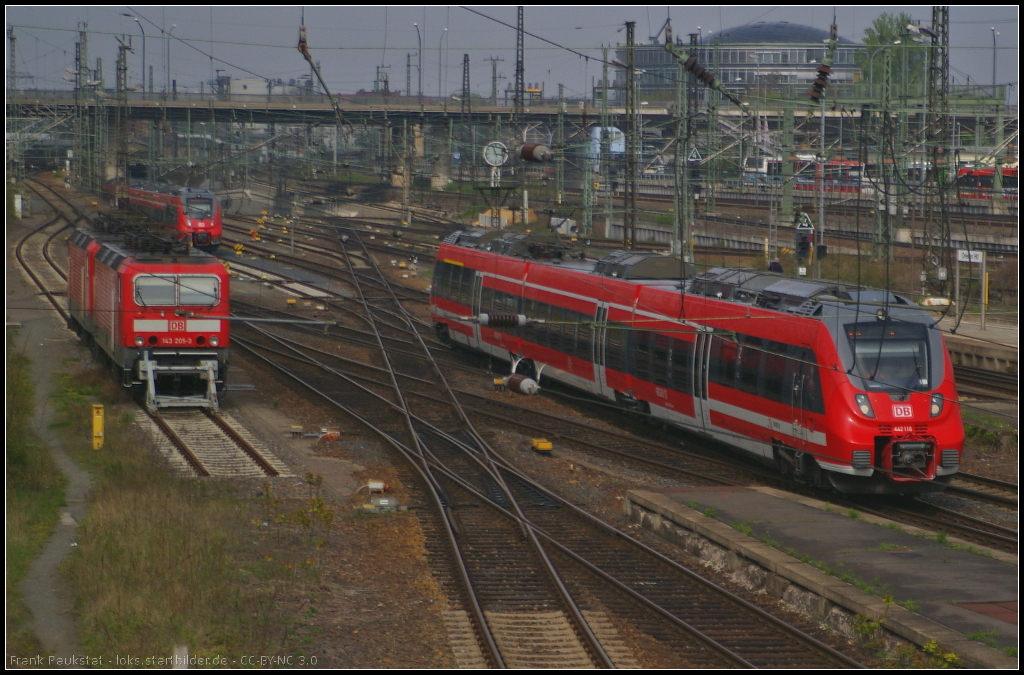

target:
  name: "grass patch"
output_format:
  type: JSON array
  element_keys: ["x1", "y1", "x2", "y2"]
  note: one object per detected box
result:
[
  {"x1": 873, "y1": 543, "x2": 911, "y2": 552},
  {"x1": 6, "y1": 341, "x2": 68, "y2": 656},
  {"x1": 730, "y1": 521, "x2": 755, "y2": 537},
  {"x1": 58, "y1": 366, "x2": 330, "y2": 663}
]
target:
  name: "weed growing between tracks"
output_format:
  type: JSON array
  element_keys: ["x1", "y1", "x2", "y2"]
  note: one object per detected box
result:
[
  {"x1": 5, "y1": 340, "x2": 68, "y2": 657},
  {"x1": 58, "y1": 367, "x2": 327, "y2": 663}
]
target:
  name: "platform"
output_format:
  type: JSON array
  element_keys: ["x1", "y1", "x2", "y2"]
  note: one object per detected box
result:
[
  {"x1": 937, "y1": 315, "x2": 1018, "y2": 376},
  {"x1": 626, "y1": 486, "x2": 1017, "y2": 668}
]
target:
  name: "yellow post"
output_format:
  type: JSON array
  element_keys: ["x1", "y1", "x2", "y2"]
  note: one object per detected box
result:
[{"x1": 92, "y1": 404, "x2": 104, "y2": 450}]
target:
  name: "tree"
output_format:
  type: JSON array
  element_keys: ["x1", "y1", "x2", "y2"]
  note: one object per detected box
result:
[{"x1": 856, "y1": 12, "x2": 928, "y2": 96}]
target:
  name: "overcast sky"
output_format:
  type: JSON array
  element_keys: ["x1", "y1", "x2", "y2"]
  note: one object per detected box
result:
[{"x1": 6, "y1": 6, "x2": 1018, "y2": 102}]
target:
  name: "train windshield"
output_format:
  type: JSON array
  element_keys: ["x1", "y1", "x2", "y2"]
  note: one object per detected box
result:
[
  {"x1": 135, "y1": 275, "x2": 176, "y2": 306},
  {"x1": 178, "y1": 276, "x2": 220, "y2": 306},
  {"x1": 845, "y1": 321, "x2": 931, "y2": 391},
  {"x1": 135, "y1": 275, "x2": 220, "y2": 306},
  {"x1": 186, "y1": 198, "x2": 213, "y2": 218}
]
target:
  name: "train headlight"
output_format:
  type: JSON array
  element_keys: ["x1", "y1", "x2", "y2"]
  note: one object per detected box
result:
[
  {"x1": 134, "y1": 335, "x2": 145, "y2": 346},
  {"x1": 930, "y1": 394, "x2": 944, "y2": 417},
  {"x1": 854, "y1": 393, "x2": 875, "y2": 418},
  {"x1": 210, "y1": 336, "x2": 219, "y2": 347}
]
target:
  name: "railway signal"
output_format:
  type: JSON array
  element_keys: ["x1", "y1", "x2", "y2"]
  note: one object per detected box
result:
[{"x1": 795, "y1": 212, "x2": 814, "y2": 263}]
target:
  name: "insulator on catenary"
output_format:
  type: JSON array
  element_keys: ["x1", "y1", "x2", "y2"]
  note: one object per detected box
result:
[
  {"x1": 505, "y1": 374, "x2": 539, "y2": 396},
  {"x1": 477, "y1": 313, "x2": 528, "y2": 330},
  {"x1": 681, "y1": 55, "x2": 717, "y2": 87},
  {"x1": 807, "y1": 63, "x2": 831, "y2": 102},
  {"x1": 519, "y1": 143, "x2": 553, "y2": 163}
]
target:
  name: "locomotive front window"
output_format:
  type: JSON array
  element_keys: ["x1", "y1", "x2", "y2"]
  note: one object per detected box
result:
[
  {"x1": 135, "y1": 275, "x2": 176, "y2": 306},
  {"x1": 845, "y1": 322, "x2": 930, "y2": 391},
  {"x1": 186, "y1": 198, "x2": 213, "y2": 218},
  {"x1": 179, "y1": 276, "x2": 220, "y2": 306},
  {"x1": 135, "y1": 275, "x2": 220, "y2": 306}
]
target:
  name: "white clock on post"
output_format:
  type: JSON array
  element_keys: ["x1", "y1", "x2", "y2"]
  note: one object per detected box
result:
[{"x1": 483, "y1": 141, "x2": 508, "y2": 188}]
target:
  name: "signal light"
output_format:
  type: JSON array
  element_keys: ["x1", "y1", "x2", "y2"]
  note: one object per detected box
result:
[{"x1": 795, "y1": 229, "x2": 812, "y2": 261}]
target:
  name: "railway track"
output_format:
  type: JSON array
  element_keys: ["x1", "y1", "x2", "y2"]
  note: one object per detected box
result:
[
  {"x1": 16, "y1": 179, "x2": 82, "y2": 319},
  {"x1": 229, "y1": 224, "x2": 865, "y2": 667},
  {"x1": 947, "y1": 472, "x2": 1018, "y2": 509},
  {"x1": 139, "y1": 409, "x2": 291, "y2": 478},
  {"x1": 954, "y1": 365, "x2": 1018, "y2": 400}
]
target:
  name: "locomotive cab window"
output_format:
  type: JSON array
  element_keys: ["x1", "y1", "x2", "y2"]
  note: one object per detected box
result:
[
  {"x1": 845, "y1": 321, "x2": 930, "y2": 391},
  {"x1": 135, "y1": 275, "x2": 176, "y2": 306},
  {"x1": 186, "y1": 198, "x2": 213, "y2": 218},
  {"x1": 135, "y1": 274, "x2": 220, "y2": 307},
  {"x1": 178, "y1": 276, "x2": 220, "y2": 306}
]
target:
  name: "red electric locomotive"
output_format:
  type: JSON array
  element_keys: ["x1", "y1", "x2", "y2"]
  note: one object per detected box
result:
[
  {"x1": 430, "y1": 231, "x2": 964, "y2": 495},
  {"x1": 105, "y1": 181, "x2": 223, "y2": 249},
  {"x1": 67, "y1": 228, "x2": 230, "y2": 410}
]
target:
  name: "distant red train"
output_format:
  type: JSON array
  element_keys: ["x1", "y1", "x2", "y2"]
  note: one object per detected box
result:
[
  {"x1": 67, "y1": 228, "x2": 230, "y2": 410},
  {"x1": 956, "y1": 166, "x2": 1018, "y2": 201},
  {"x1": 105, "y1": 182, "x2": 223, "y2": 249},
  {"x1": 431, "y1": 231, "x2": 964, "y2": 495}
]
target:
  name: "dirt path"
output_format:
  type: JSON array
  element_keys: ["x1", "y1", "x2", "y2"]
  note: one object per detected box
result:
[{"x1": 8, "y1": 211, "x2": 93, "y2": 659}]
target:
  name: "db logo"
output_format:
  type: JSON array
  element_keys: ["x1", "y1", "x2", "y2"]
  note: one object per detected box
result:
[
  {"x1": 892, "y1": 404, "x2": 913, "y2": 418},
  {"x1": 169, "y1": 320, "x2": 186, "y2": 331}
]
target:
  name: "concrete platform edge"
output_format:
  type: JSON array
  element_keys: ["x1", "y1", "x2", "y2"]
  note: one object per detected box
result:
[{"x1": 626, "y1": 489, "x2": 1018, "y2": 669}]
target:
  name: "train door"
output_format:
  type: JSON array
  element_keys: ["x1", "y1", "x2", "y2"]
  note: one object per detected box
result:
[
  {"x1": 790, "y1": 371, "x2": 809, "y2": 451},
  {"x1": 692, "y1": 329, "x2": 714, "y2": 432},
  {"x1": 593, "y1": 304, "x2": 614, "y2": 399},
  {"x1": 470, "y1": 272, "x2": 483, "y2": 348}
]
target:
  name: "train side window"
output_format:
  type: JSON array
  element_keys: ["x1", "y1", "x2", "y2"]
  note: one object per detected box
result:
[
  {"x1": 577, "y1": 312, "x2": 593, "y2": 362},
  {"x1": 506, "y1": 289, "x2": 522, "y2": 314},
  {"x1": 480, "y1": 285, "x2": 495, "y2": 314},
  {"x1": 178, "y1": 276, "x2": 220, "y2": 306},
  {"x1": 450, "y1": 266, "x2": 465, "y2": 304},
  {"x1": 761, "y1": 340, "x2": 789, "y2": 403},
  {"x1": 544, "y1": 305, "x2": 559, "y2": 351},
  {"x1": 534, "y1": 302, "x2": 551, "y2": 347},
  {"x1": 710, "y1": 335, "x2": 738, "y2": 387},
  {"x1": 653, "y1": 333, "x2": 671, "y2": 386},
  {"x1": 798, "y1": 349, "x2": 825, "y2": 414},
  {"x1": 135, "y1": 275, "x2": 176, "y2": 306},
  {"x1": 670, "y1": 337, "x2": 693, "y2": 395},
  {"x1": 432, "y1": 262, "x2": 452, "y2": 299},
  {"x1": 564, "y1": 309, "x2": 580, "y2": 358},
  {"x1": 737, "y1": 335, "x2": 762, "y2": 395},
  {"x1": 458, "y1": 268, "x2": 475, "y2": 306},
  {"x1": 632, "y1": 330, "x2": 652, "y2": 381},
  {"x1": 521, "y1": 297, "x2": 537, "y2": 341},
  {"x1": 606, "y1": 322, "x2": 627, "y2": 373}
]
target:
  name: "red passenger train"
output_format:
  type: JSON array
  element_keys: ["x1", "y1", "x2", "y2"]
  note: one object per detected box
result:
[
  {"x1": 105, "y1": 182, "x2": 223, "y2": 249},
  {"x1": 955, "y1": 166, "x2": 1018, "y2": 201},
  {"x1": 430, "y1": 231, "x2": 964, "y2": 495},
  {"x1": 67, "y1": 228, "x2": 230, "y2": 410}
]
